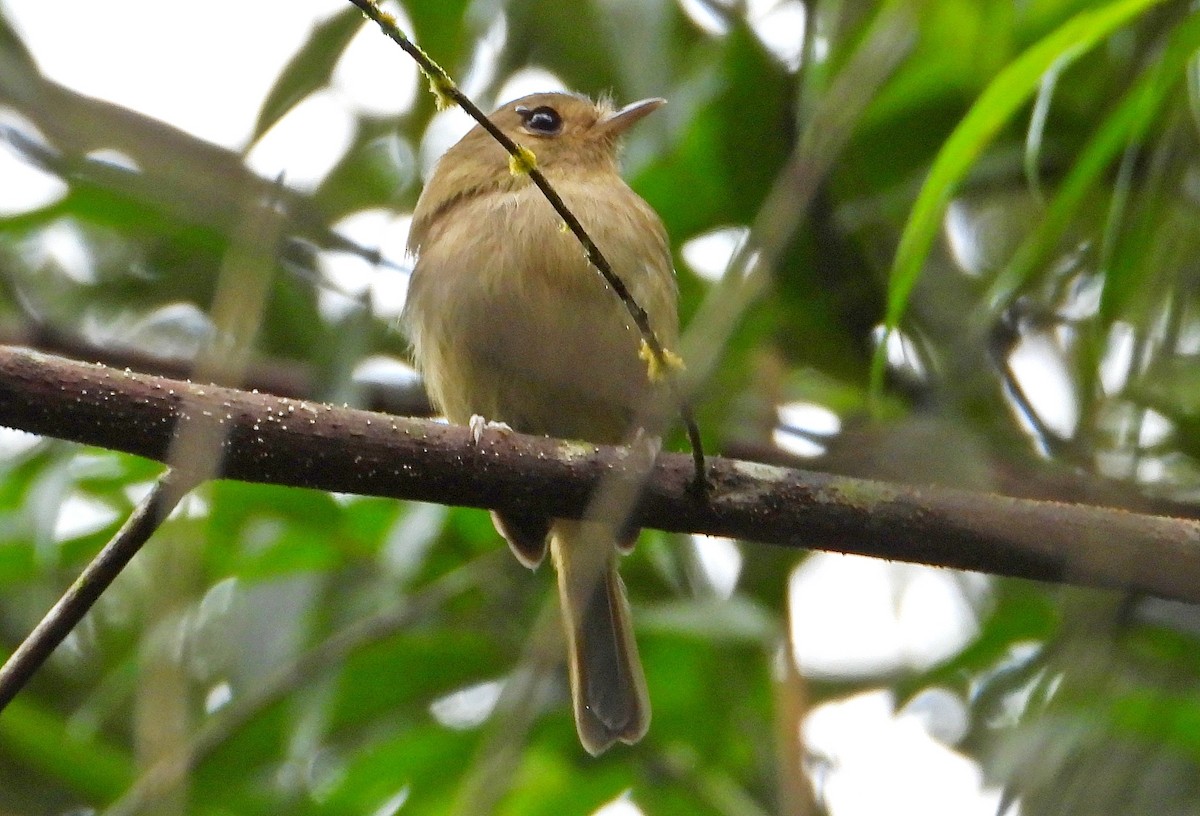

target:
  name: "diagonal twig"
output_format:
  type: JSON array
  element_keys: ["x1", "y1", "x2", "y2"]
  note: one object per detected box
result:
[
  {"x1": 0, "y1": 474, "x2": 192, "y2": 713},
  {"x1": 0, "y1": 178, "x2": 287, "y2": 717}
]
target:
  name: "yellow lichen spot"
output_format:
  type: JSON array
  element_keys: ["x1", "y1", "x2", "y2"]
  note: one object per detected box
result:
[
  {"x1": 639, "y1": 340, "x2": 685, "y2": 382},
  {"x1": 508, "y1": 144, "x2": 538, "y2": 176}
]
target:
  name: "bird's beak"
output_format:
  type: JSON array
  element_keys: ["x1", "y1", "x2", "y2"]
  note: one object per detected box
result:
[{"x1": 596, "y1": 97, "x2": 667, "y2": 137}]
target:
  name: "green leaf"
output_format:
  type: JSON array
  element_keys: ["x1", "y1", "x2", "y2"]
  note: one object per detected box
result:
[
  {"x1": 252, "y1": 7, "x2": 364, "y2": 142},
  {"x1": 870, "y1": 0, "x2": 1172, "y2": 401},
  {"x1": 405, "y1": 0, "x2": 473, "y2": 78},
  {"x1": 0, "y1": 696, "x2": 133, "y2": 801},
  {"x1": 982, "y1": 10, "x2": 1200, "y2": 314}
]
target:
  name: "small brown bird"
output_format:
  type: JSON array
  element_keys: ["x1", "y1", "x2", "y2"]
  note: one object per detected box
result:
[{"x1": 403, "y1": 92, "x2": 677, "y2": 754}]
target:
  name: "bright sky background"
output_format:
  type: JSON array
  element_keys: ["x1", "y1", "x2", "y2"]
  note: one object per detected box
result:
[{"x1": 0, "y1": 1, "x2": 1015, "y2": 813}]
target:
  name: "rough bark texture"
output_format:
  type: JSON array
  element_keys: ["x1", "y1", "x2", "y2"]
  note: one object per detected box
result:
[{"x1": 3, "y1": 344, "x2": 1200, "y2": 602}]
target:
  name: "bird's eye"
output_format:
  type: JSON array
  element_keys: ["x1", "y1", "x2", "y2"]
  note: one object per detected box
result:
[{"x1": 517, "y1": 105, "x2": 563, "y2": 135}]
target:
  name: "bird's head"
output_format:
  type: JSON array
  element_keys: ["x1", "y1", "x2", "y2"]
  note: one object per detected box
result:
[
  {"x1": 485, "y1": 92, "x2": 665, "y2": 170},
  {"x1": 410, "y1": 92, "x2": 665, "y2": 251}
]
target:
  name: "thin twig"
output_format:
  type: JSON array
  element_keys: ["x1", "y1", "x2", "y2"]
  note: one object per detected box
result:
[
  {"x1": 0, "y1": 473, "x2": 191, "y2": 714},
  {"x1": 0, "y1": 178, "x2": 287, "y2": 716},
  {"x1": 677, "y1": 0, "x2": 916, "y2": 404},
  {"x1": 346, "y1": 0, "x2": 707, "y2": 490}
]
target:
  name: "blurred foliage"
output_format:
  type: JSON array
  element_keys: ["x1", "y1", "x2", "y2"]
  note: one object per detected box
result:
[{"x1": 2, "y1": 0, "x2": 1200, "y2": 814}]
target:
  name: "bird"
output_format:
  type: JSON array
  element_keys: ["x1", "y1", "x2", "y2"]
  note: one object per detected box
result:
[{"x1": 403, "y1": 91, "x2": 678, "y2": 754}]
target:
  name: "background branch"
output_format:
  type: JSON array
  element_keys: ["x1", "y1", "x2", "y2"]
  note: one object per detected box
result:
[
  {"x1": 103, "y1": 552, "x2": 502, "y2": 816},
  {"x1": 3, "y1": 344, "x2": 1199, "y2": 603},
  {"x1": 0, "y1": 475, "x2": 189, "y2": 712}
]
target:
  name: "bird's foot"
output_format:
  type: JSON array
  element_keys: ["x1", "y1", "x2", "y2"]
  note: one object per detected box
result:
[
  {"x1": 626, "y1": 427, "x2": 662, "y2": 469},
  {"x1": 469, "y1": 414, "x2": 514, "y2": 444}
]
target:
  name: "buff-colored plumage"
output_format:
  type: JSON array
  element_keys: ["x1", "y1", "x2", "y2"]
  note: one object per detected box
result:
[{"x1": 404, "y1": 92, "x2": 676, "y2": 754}]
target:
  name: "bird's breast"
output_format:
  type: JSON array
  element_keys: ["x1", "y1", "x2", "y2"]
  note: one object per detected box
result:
[{"x1": 405, "y1": 179, "x2": 677, "y2": 441}]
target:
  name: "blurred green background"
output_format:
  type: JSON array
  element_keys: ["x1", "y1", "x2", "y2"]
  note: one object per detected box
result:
[{"x1": 2, "y1": 0, "x2": 1200, "y2": 813}]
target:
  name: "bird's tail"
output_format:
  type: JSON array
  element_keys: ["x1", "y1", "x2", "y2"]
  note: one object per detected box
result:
[{"x1": 550, "y1": 519, "x2": 650, "y2": 755}]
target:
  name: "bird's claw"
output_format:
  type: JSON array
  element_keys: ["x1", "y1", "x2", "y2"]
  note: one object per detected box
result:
[
  {"x1": 469, "y1": 414, "x2": 513, "y2": 444},
  {"x1": 626, "y1": 427, "x2": 662, "y2": 471}
]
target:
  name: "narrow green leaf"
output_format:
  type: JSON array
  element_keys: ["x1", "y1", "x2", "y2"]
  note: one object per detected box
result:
[
  {"x1": 251, "y1": 7, "x2": 363, "y2": 142},
  {"x1": 0, "y1": 696, "x2": 133, "y2": 800},
  {"x1": 984, "y1": 10, "x2": 1200, "y2": 315},
  {"x1": 870, "y1": 0, "x2": 1171, "y2": 401}
]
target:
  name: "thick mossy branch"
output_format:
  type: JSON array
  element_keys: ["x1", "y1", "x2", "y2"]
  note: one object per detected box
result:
[{"x1": 3, "y1": 345, "x2": 1200, "y2": 602}]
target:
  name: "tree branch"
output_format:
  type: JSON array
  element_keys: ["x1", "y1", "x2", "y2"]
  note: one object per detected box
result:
[{"x1": 3, "y1": 344, "x2": 1200, "y2": 602}]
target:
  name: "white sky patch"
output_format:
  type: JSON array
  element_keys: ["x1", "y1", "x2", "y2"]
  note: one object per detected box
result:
[
  {"x1": 65, "y1": 451, "x2": 128, "y2": 481},
  {"x1": 6, "y1": 2, "x2": 421, "y2": 202},
  {"x1": 4, "y1": 0, "x2": 342, "y2": 149},
  {"x1": 23, "y1": 218, "x2": 96, "y2": 284},
  {"x1": 205, "y1": 680, "x2": 234, "y2": 714},
  {"x1": 789, "y1": 553, "x2": 987, "y2": 679},
  {"x1": 332, "y1": 5, "x2": 419, "y2": 118},
  {"x1": 775, "y1": 400, "x2": 841, "y2": 456},
  {"x1": 747, "y1": 0, "x2": 807, "y2": 71},
  {"x1": 944, "y1": 199, "x2": 988, "y2": 277},
  {"x1": 493, "y1": 66, "x2": 571, "y2": 109},
  {"x1": 417, "y1": 105, "x2": 478, "y2": 181},
  {"x1": 1135, "y1": 455, "x2": 1167, "y2": 484},
  {"x1": 84, "y1": 147, "x2": 141, "y2": 173},
  {"x1": 429, "y1": 679, "x2": 504, "y2": 729},
  {"x1": 1056, "y1": 269, "x2": 1102, "y2": 322},
  {"x1": 380, "y1": 501, "x2": 445, "y2": 581},
  {"x1": 459, "y1": 14, "x2": 509, "y2": 99},
  {"x1": 681, "y1": 225, "x2": 749, "y2": 282},
  {"x1": 773, "y1": 429, "x2": 825, "y2": 458},
  {"x1": 1137, "y1": 408, "x2": 1173, "y2": 447},
  {"x1": 811, "y1": 34, "x2": 830, "y2": 63},
  {"x1": 318, "y1": 209, "x2": 412, "y2": 321},
  {"x1": 1178, "y1": 315, "x2": 1200, "y2": 354},
  {"x1": 94, "y1": 301, "x2": 214, "y2": 359},
  {"x1": 1099, "y1": 320, "x2": 1136, "y2": 395},
  {"x1": 0, "y1": 107, "x2": 68, "y2": 215},
  {"x1": 168, "y1": 491, "x2": 210, "y2": 521},
  {"x1": 805, "y1": 690, "x2": 1006, "y2": 816},
  {"x1": 1007, "y1": 332, "x2": 1078, "y2": 440},
  {"x1": 689, "y1": 535, "x2": 742, "y2": 599},
  {"x1": 369, "y1": 787, "x2": 411, "y2": 816},
  {"x1": 352, "y1": 355, "x2": 422, "y2": 391},
  {"x1": 370, "y1": 261, "x2": 411, "y2": 320},
  {"x1": 778, "y1": 401, "x2": 842, "y2": 436},
  {"x1": 874, "y1": 325, "x2": 928, "y2": 382},
  {"x1": 677, "y1": 0, "x2": 734, "y2": 35},
  {"x1": 122, "y1": 480, "x2": 157, "y2": 506},
  {"x1": 900, "y1": 687, "x2": 970, "y2": 746},
  {"x1": 677, "y1": 0, "x2": 806, "y2": 69},
  {"x1": 592, "y1": 792, "x2": 644, "y2": 816},
  {"x1": 245, "y1": 88, "x2": 356, "y2": 192},
  {"x1": 0, "y1": 426, "x2": 43, "y2": 458},
  {"x1": 54, "y1": 492, "x2": 120, "y2": 541}
]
